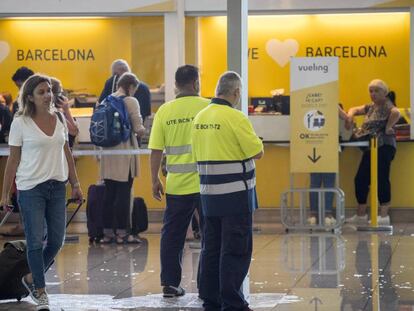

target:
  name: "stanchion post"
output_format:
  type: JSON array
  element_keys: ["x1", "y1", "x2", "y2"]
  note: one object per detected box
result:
[{"x1": 370, "y1": 136, "x2": 378, "y2": 228}]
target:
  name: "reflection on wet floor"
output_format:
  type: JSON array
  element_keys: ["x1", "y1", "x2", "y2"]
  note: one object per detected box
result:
[{"x1": 1, "y1": 223, "x2": 414, "y2": 310}]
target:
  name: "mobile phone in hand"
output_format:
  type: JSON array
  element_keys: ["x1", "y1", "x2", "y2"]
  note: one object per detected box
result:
[{"x1": 54, "y1": 95, "x2": 65, "y2": 108}]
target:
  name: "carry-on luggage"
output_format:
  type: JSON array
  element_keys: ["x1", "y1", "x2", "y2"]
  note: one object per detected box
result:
[
  {"x1": 0, "y1": 199, "x2": 84, "y2": 301},
  {"x1": 86, "y1": 184, "x2": 106, "y2": 243},
  {"x1": 131, "y1": 197, "x2": 148, "y2": 234}
]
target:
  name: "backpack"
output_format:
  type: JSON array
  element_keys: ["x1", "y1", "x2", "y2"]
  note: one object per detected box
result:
[
  {"x1": 131, "y1": 197, "x2": 148, "y2": 235},
  {"x1": 89, "y1": 95, "x2": 131, "y2": 147}
]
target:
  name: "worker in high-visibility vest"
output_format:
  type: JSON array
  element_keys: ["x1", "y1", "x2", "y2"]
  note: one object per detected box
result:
[
  {"x1": 148, "y1": 65, "x2": 209, "y2": 298},
  {"x1": 192, "y1": 71, "x2": 264, "y2": 311}
]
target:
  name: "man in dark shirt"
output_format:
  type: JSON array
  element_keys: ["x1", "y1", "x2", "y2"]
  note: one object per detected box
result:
[
  {"x1": 98, "y1": 59, "x2": 151, "y2": 121},
  {"x1": 11, "y1": 66, "x2": 34, "y2": 116},
  {"x1": 0, "y1": 103, "x2": 12, "y2": 143}
]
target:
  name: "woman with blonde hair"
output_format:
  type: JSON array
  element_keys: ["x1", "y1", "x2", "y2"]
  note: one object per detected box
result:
[
  {"x1": 346, "y1": 79, "x2": 400, "y2": 226},
  {"x1": 0, "y1": 74, "x2": 83, "y2": 310}
]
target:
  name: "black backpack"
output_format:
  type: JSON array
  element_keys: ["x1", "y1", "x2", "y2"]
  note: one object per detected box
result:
[
  {"x1": 86, "y1": 184, "x2": 105, "y2": 242},
  {"x1": 131, "y1": 197, "x2": 148, "y2": 235},
  {"x1": 0, "y1": 241, "x2": 30, "y2": 301}
]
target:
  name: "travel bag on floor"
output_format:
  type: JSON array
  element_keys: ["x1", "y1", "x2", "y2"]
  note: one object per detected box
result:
[
  {"x1": 0, "y1": 199, "x2": 84, "y2": 301},
  {"x1": 86, "y1": 184, "x2": 106, "y2": 242},
  {"x1": 131, "y1": 197, "x2": 148, "y2": 234}
]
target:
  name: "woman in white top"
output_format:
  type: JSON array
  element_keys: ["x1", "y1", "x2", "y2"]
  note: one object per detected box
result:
[{"x1": 0, "y1": 74, "x2": 83, "y2": 311}]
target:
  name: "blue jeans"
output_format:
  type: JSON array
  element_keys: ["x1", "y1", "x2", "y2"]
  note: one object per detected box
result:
[
  {"x1": 18, "y1": 180, "x2": 66, "y2": 289},
  {"x1": 310, "y1": 173, "x2": 336, "y2": 215}
]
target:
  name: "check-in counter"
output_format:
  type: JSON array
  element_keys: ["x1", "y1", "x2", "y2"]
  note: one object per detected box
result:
[
  {"x1": 71, "y1": 108, "x2": 93, "y2": 144},
  {"x1": 249, "y1": 114, "x2": 290, "y2": 141},
  {"x1": 249, "y1": 115, "x2": 378, "y2": 143}
]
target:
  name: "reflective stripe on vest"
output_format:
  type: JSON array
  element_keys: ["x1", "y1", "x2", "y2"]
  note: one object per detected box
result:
[
  {"x1": 197, "y1": 159, "x2": 255, "y2": 175},
  {"x1": 165, "y1": 144, "x2": 192, "y2": 155},
  {"x1": 200, "y1": 177, "x2": 256, "y2": 195},
  {"x1": 166, "y1": 163, "x2": 198, "y2": 173}
]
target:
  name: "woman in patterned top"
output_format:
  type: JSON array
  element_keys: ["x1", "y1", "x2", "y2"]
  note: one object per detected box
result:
[{"x1": 345, "y1": 79, "x2": 400, "y2": 226}]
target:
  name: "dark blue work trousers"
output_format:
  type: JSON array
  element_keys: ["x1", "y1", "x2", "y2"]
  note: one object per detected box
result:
[
  {"x1": 160, "y1": 193, "x2": 202, "y2": 287},
  {"x1": 199, "y1": 213, "x2": 253, "y2": 311}
]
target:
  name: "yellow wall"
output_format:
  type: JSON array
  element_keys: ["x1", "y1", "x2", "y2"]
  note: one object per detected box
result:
[
  {"x1": 199, "y1": 13, "x2": 410, "y2": 110},
  {"x1": 131, "y1": 17, "x2": 164, "y2": 87},
  {"x1": 1, "y1": 14, "x2": 412, "y2": 210},
  {"x1": 0, "y1": 16, "x2": 203, "y2": 98},
  {"x1": 130, "y1": 16, "x2": 199, "y2": 88},
  {"x1": 0, "y1": 18, "x2": 134, "y2": 97}
]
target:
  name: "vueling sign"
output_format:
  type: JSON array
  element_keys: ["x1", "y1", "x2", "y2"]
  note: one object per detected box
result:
[{"x1": 17, "y1": 48, "x2": 95, "y2": 61}]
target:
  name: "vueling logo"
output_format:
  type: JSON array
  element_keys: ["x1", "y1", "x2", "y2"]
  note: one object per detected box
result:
[{"x1": 0, "y1": 41, "x2": 10, "y2": 64}]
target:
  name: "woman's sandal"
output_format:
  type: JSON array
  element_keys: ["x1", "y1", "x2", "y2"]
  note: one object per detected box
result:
[
  {"x1": 116, "y1": 235, "x2": 141, "y2": 244},
  {"x1": 126, "y1": 235, "x2": 142, "y2": 244},
  {"x1": 100, "y1": 236, "x2": 115, "y2": 244}
]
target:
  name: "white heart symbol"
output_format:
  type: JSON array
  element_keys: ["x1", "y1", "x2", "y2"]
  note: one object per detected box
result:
[
  {"x1": 265, "y1": 39, "x2": 299, "y2": 67},
  {"x1": 0, "y1": 41, "x2": 10, "y2": 64}
]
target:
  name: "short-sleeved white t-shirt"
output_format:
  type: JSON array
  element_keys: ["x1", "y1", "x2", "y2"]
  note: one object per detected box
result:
[{"x1": 9, "y1": 114, "x2": 69, "y2": 191}]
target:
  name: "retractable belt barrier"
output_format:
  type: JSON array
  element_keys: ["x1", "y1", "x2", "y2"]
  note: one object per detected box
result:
[{"x1": 0, "y1": 146, "x2": 151, "y2": 157}]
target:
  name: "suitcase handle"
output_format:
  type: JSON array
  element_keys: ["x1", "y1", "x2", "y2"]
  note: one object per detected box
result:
[
  {"x1": 0, "y1": 209, "x2": 13, "y2": 229},
  {"x1": 66, "y1": 199, "x2": 85, "y2": 229},
  {"x1": 67, "y1": 198, "x2": 85, "y2": 205},
  {"x1": 0, "y1": 199, "x2": 85, "y2": 230},
  {"x1": 0, "y1": 204, "x2": 14, "y2": 213}
]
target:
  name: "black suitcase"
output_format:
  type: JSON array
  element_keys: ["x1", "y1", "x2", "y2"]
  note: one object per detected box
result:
[
  {"x1": 131, "y1": 197, "x2": 148, "y2": 234},
  {"x1": 86, "y1": 184, "x2": 105, "y2": 243},
  {"x1": 0, "y1": 240, "x2": 29, "y2": 301},
  {"x1": 0, "y1": 199, "x2": 84, "y2": 301}
]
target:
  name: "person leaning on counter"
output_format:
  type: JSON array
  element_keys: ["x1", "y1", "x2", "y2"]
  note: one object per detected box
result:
[{"x1": 345, "y1": 79, "x2": 400, "y2": 226}]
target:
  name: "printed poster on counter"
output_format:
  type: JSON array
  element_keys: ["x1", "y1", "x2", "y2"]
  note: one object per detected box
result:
[{"x1": 290, "y1": 57, "x2": 339, "y2": 173}]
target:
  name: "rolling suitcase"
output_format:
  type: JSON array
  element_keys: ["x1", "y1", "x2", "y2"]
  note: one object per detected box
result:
[
  {"x1": 0, "y1": 199, "x2": 84, "y2": 301},
  {"x1": 131, "y1": 197, "x2": 148, "y2": 234},
  {"x1": 86, "y1": 184, "x2": 106, "y2": 243}
]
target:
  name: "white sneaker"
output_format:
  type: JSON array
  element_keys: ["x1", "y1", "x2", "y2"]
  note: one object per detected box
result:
[
  {"x1": 378, "y1": 215, "x2": 391, "y2": 226},
  {"x1": 22, "y1": 276, "x2": 49, "y2": 310},
  {"x1": 346, "y1": 214, "x2": 368, "y2": 224},
  {"x1": 34, "y1": 291, "x2": 49, "y2": 310},
  {"x1": 307, "y1": 216, "x2": 317, "y2": 225},
  {"x1": 325, "y1": 216, "x2": 336, "y2": 226}
]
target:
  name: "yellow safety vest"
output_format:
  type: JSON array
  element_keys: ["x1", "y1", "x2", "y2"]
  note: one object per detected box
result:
[
  {"x1": 149, "y1": 96, "x2": 209, "y2": 195},
  {"x1": 191, "y1": 97, "x2": 263, "y2": 216}
]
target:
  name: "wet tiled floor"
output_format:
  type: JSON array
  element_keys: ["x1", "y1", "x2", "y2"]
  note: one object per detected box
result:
[{"x1": 1, "y1": 223, "x2": 413, "y2": 310}]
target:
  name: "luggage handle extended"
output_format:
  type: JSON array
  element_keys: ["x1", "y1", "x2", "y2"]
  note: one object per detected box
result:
[
  {"x1": 0, "y1": 206, "x2": 14, "y2": 229},
  {"x1": 66, "y1": 199, "x2": 85, "y2": 228},
  {"x1": 0, "y1": 199, "x2": 85, "y2": 230}
]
